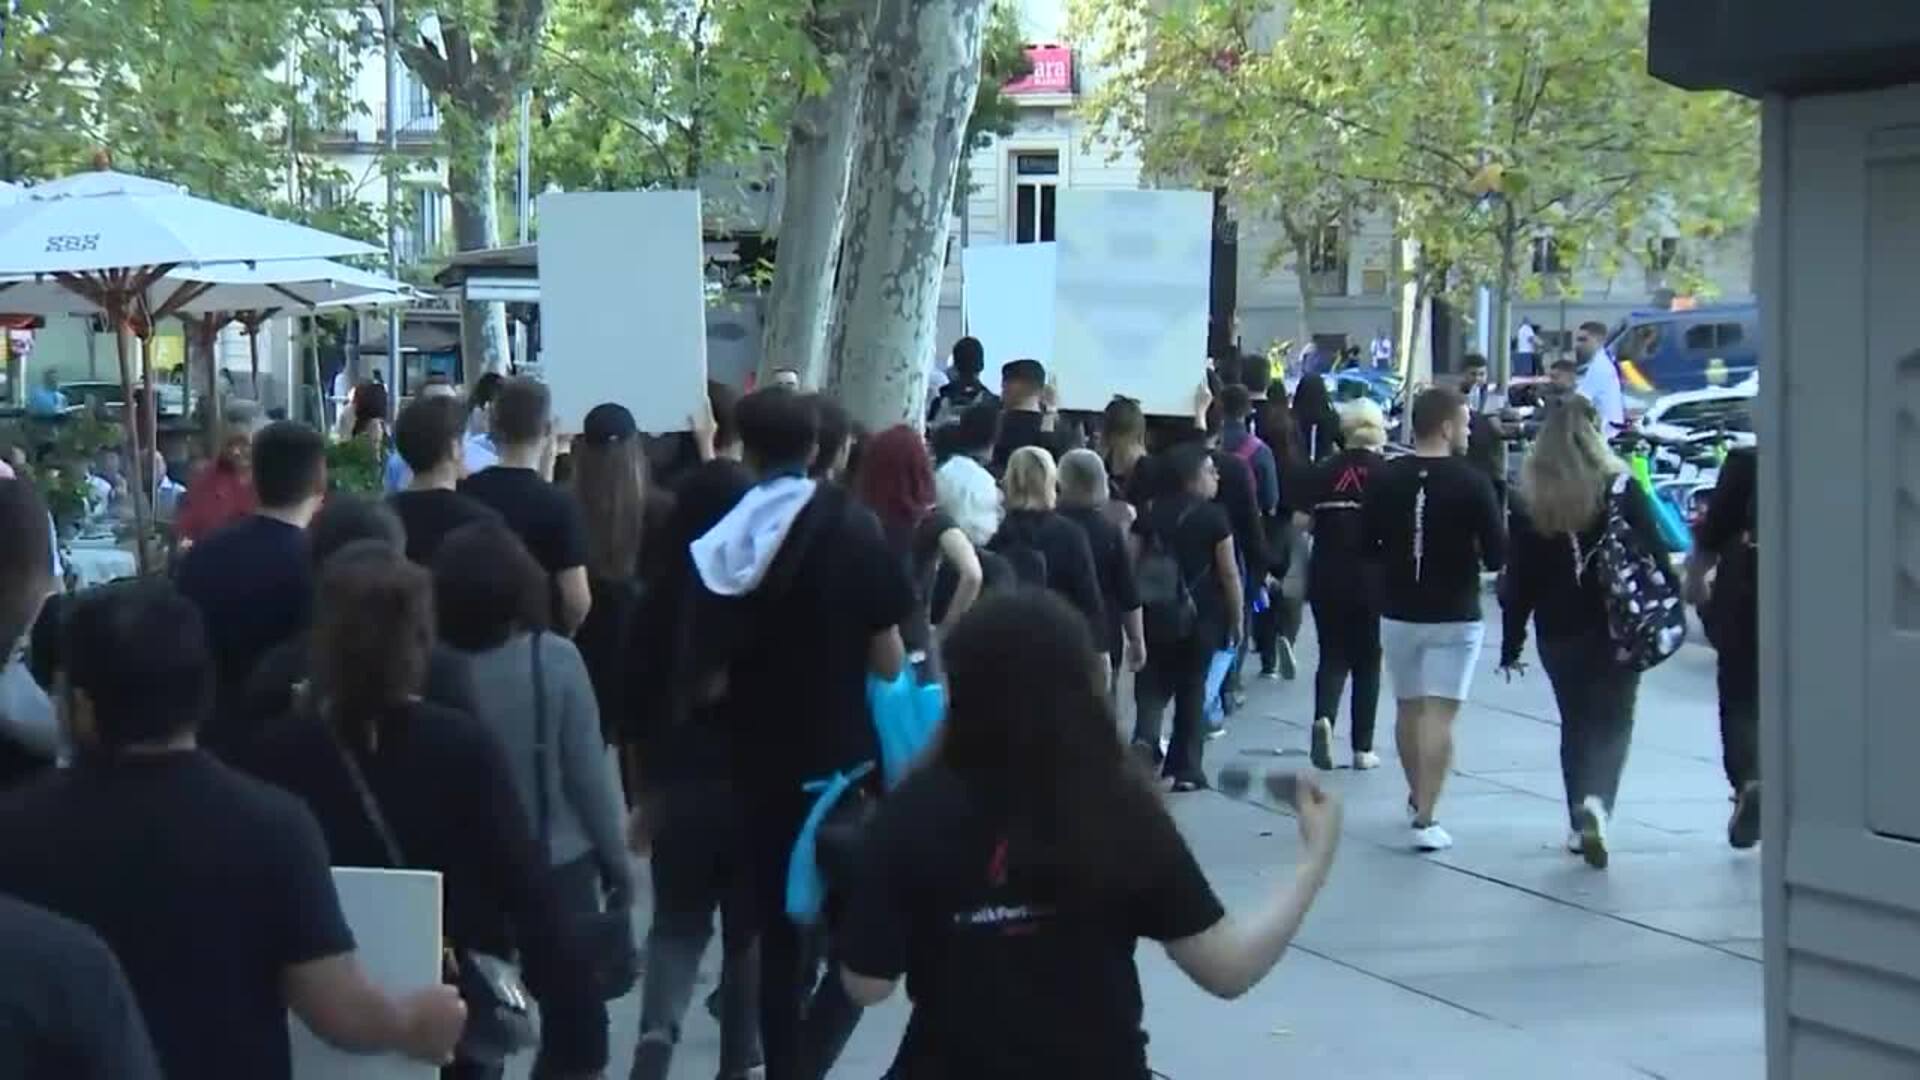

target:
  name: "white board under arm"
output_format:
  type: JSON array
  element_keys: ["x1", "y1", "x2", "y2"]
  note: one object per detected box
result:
[
  {"x1": 538, "y1": 191, "x2": 708, "y2": 434},
  {"x1": 1051, "y1": 189, "x2": 1213, "y2": 417},
  {"x1": 962, "y1": 243, "x2": 1056, "y2": 369},
  {"x1": 291, "y1": 868, "x2": 443, "y2": 1080}
]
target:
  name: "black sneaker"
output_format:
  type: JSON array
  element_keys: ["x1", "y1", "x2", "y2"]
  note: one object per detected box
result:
[
  {"x1": 1309, "y1": 718, "x2": 1334, "y2": 771},
  {"x1": 1170, "y1": 776, "x2": 1209, "y2": 794},
  {"x1": 1728, "y1": 782, "x2": 1762, "y2": 850}
]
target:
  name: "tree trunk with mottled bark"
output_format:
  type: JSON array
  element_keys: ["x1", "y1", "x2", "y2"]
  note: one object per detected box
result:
[
  {"x1": 828, "y1": 0, "x2": 990, "y2": 431},
  {"x1": 760, "y1": 0, "x2": 879, "y2": 389},
  {"x1": 448, "y1": 116, "x2": 511, "y2": 375}
]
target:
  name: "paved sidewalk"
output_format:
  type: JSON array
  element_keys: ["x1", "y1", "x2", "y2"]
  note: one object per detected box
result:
[{"x1": 531, "y1": 625, "x2": 1763, "y2": 1080}]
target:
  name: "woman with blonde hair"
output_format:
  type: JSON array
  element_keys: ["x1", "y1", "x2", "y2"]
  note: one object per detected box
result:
[
  {"x1": 989, "y1": 446, "x2": 1106, "y2": 636},
  {"x1": 1499, "y1": 395, "x2": 1677, "y2": 869},
  {"x1": 1300, "y1": 398, "x2": 1390, "y2": 773}
]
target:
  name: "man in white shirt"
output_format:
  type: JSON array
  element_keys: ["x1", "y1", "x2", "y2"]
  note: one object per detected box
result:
[
  {"x1": 1514, "y1": 319, "x2": 1541, "y2": 377},
  {"x1": 1370, "y1": 328, "x2": 1394, "y2": 370},
  {"x1": 1573, "y1": 320, "x2": 1626, "y2": 432}
]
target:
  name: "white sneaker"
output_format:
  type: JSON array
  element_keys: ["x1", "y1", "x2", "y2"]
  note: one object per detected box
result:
[
  {"x1": 1310, "y1": 719, "x2": 1334, "y2": 771},
  {"x1": 1565, "y1": 830, "x2": 1584, "y2": 854},
  {"x1": 1576, "y1": 796, "x2": 1610, "y2": 869},
  {"x1": 1353, "y1": 750, "x2": 1382, "y2": 771},
  {"x1": 1412, "y1": 823, "x2": 1454, "y2": 852}
]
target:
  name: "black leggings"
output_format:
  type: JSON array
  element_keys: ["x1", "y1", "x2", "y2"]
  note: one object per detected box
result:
[{"x1": 1310, "y1": 597, "x2": 1381, "y2": 753}]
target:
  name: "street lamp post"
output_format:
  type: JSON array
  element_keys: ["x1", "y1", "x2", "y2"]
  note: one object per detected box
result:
[{"x1": 383, "y1": 0, "x2": 401, "y2": 398}]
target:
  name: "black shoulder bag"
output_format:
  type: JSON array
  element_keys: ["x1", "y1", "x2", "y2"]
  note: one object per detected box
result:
[
  {"x1": 530, "y1": 632, "x2": 641, "y2": 1001},
  {"x1": 327, "y1": 719, "x2": 537, "y2": 1066}
]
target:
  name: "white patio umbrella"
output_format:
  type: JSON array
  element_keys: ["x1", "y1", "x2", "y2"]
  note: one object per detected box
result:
[
  {"x1": 0, "y1": 163, "x2": 381, "y2": 570},
  {"x1": 0, "y1": 181, "x2": 19, "y2": 207}
]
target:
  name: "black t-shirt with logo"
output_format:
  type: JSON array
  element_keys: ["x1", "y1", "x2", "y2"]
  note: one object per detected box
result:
[
  {"x1": 1304, "y1": 447, "x2": 1386, "y2": 604},
  {"x1": 1361, "y1": 454, "x2": 1506, "y2": 623},
  {"x1": 842, "y1": 764, "x2": 1224, "y2": 1079}
]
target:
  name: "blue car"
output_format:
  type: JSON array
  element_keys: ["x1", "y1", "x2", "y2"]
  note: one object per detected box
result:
[{"x1": 1605, "y1": 302, "x2": 1759, "y2": 395}]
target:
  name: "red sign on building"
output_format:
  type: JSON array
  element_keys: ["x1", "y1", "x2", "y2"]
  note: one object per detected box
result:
[{"x1": 1005, "y1": 45, "x2": 1073, "y2": 96}]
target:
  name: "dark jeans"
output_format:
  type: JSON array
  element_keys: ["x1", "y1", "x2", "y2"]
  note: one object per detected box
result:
[
  {"x1": 1134, "y1": 632, "x2": 1212, "y2": 782},
  {"x1": 1539, "y1": 633, "x2": 1641, "y2": 829},
  {"x1": 1718, "y1": 644, "x2": 1759, "y2": 793},
  {"x1": 632, "y1": 781, "x2": 762, "y2": 1080},
  {"x1": 1310, "y1": 597, "x2": 1381, "y2": 752},
  {"x1": 744, "y1": 791, "x2": 865, "y2": 1080}
]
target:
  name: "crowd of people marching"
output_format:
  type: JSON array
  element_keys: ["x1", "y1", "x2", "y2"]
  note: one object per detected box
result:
[{"x1": 0, "y1": 332, "x2": 1757, "y2": 1079}]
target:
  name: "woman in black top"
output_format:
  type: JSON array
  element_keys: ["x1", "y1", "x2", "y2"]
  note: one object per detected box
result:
[
  {"x1": 1291, "y1": 374, "x2": 1343, "y2": 464},
  {"x1": 1130, "y1": 444, "x2": 1243, "y2": 792},
  {"x1": 990, "y1": 446, "x2": 1105, "y2": 635},
  {"x1": 1250, "y1": 368, "x2": 1305, "y2": 679},
  {"x1": 838, "y1": 589, "x2": 1340, "y2": 1080},
  {"x1": 1687, "y1": 447, "x2": 1759, "y2": 848},
  {"x1": 1056, "y1": 449, "x2": 1145, "y2": 678},
  {"x1": 244, "y1": 542, "x2": 607, "y2": 1080},
  {"x1": 855, "y1": 425, "x2": 984, "y2": 671},
  {"x1": 1500, "y1": 396, "x2": 1676, "y2": 870},
  {"x1": 568, "y1": 403, "x2": 648, "y2": 763},
  {"x1": 1301, "y1": 399, "x2": 1388, "y2": 773}
]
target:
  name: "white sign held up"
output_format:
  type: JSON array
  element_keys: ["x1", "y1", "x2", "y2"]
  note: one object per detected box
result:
[
  {"x1": 1052, "y1": 190, "x2": 1212, "y2": 416},
  {"x1": 539, "y1": 191, "x2": 708, "y2": 434}
]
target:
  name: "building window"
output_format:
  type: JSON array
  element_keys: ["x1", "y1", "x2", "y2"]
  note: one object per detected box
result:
[
  {"x1": 1010, "y1": 151, "x2": 1059, "y2": 244},
  {"x1": 1531, "y1": 235, "x2": 1566, "y2": 275},
  {"x1": 1303, "y1": 224, "x2": 1346, "y2": 296},
  {"x1": 1646, "y1": 236, "x2": 1678, "y2": 271},
  {"x1": 400, "y1": 186, "x2": 444, "y2": 264}
]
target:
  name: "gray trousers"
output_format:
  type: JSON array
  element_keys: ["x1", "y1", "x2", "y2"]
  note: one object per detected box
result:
[{"x1": 1538, "y1": 632, "x2": 1641, "y2": 830}]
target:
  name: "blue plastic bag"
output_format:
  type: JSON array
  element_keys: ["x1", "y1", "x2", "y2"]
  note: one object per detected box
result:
[
  {"x1": 785, "y1": 761, "x2": 875, "y2": 926},
  {"x1": 1201, "y1": 647, "x2": 1237, "y2": 729},
  {"x1": 867, "y1": 669, "x2": 946, "y2": 789}
]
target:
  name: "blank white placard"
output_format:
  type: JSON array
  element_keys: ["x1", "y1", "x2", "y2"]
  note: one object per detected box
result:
[
  {"x1": 1052, "y1": 190, "x2": 1213, "y2": 416},
  {"x1": 963, "y1": 243, "x2": 1056, "y2": 369},
  {"x1": 538, "y1": 191, "x2": 708, "y2": 434},
  {"x1": 291, "y1": 868, "x2": 443, "y2": 1080}
]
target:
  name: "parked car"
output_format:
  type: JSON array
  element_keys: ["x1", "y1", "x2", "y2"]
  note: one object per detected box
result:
[
  {"x1": 1606, "y1": 302, "x2": 1759, "y2": 395},
  {"x1": 1636, "y1": 374, "x2": 1757, "y2": 448},
  {"x1": 60, "y1": 380, "x2": 190, "y2": 418}
]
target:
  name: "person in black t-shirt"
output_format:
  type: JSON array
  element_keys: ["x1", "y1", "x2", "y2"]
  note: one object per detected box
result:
[
  {"x1": 855, "y1": 425, "x2": 985, "y2": 669},
  {"x1": 1058, "y1": 449, "x2": 1145, "y2": 677},
  {"x1": 1688, "y1": 445, "x2": 1759, "y2": 849},
  {"x1": 1500, "y1": 397, "x2": 1675, "y2": 869},
  {"x1": 174, "y1": 420, "x2": 326, "y2": 756},
  {"x1": 991, "y1": 446, "x2": 1106, "y2": 635},
  {"x1": 458, "y1": 377, "x2": 594, "y2": 634},
  {"x1": 1131, "y1": 444, "x2": 1242, "y2": 792},
  {"x1": 238, "y1": 495, "x2": 479, "y2": 758},
  {"x1": 390, "y1": 393, "x2": 501, "y2": 566},
  {"x1": 839, "y1": 590, "x2": 1340, "y2": 1080},
  {"x1": 567, "y1": 402, "x2": 650, "y2": 752},
  {"x1": 927, "y1": 336, "x2": 1000, "y2": 428},
  {"x1": 993, "y1": 358, "x2": 1052, "y2": 475},
  {"x1": 0, "y1": 579, "x2": 465, "y2": 1080},
  {"x1": 1300, "y1": 399, "x2": 1388, "y2": 773},
  {"x1": 687, "y1": 388, "x2": 914, "y2": 1080},
  {"x1": 1362, "y1": 387, "x2": 1505, "y2": 854}
]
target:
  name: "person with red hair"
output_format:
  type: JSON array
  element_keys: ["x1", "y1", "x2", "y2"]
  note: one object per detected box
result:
[
  {"x1": 174, "y1": 433, "x2": 258, "y2": 549},
  {"x1": 854, "y1": 425, "x2": 983, "y2": 668}
]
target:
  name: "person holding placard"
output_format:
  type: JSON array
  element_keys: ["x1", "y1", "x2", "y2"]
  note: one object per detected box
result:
[{"x1": 0, "y1": 578, "x2": 469, "y2": 1080}]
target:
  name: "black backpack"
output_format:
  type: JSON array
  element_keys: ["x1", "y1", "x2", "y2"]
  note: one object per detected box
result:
[
  {"x1": 991, "y1": 518, "x2": 1051, "y2": 589},
  {"x1": 1597, "y1": 475, "x2": 1687, "y2": 671},
  {"x1": 1137, "y1": 506, "x2": 1198, "y2": 646}
]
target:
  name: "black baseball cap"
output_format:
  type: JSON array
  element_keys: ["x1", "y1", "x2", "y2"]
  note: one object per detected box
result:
[{"x1": 581, "y1": 402, "x2": 638, "y2": 445}]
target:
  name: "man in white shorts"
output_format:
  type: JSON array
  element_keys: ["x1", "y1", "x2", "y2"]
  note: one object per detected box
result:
[{"x1": 1362, "y1": 387, "x2": 1506, "y2": 852}]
